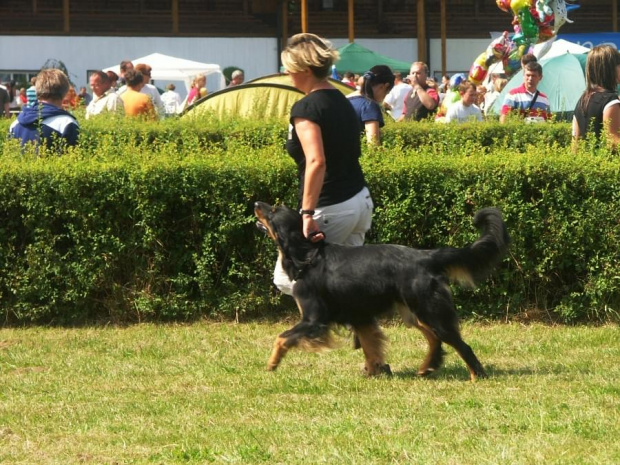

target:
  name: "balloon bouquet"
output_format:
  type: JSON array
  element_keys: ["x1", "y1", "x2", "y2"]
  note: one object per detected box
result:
[{"x1": 468, "y1": 0, "x2": 579, "y2": 85}]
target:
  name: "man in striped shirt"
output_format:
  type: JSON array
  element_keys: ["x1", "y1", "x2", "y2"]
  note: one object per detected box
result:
[{"x1": 500, "y1": 61, "x2": 550, "y2": 123}]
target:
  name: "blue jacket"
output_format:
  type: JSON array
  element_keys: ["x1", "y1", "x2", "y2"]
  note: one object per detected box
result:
[{"x1": 9, "y1": 102, "x2": 79, "y2": 149}]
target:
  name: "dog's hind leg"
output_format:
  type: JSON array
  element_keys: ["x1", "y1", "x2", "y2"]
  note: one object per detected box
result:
[
  {"x1": 421, "y1": 287, "x2": 487, "y2": 381},
  {"x1": 439, "y1": 331, "x2": 487, "y2": 381},
  {"x1": 397, "y1": 300, "x2": 444, "y2": 376},
  {"x1": 353, "y1": 322, "x2": 392, "y2": 376},
  {"x1": 412, "y1": 320, "x2": 445, "y2": 377}
]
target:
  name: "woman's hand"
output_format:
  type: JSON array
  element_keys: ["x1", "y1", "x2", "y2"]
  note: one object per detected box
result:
[{"x1": 302, "y1": 215, "x2": 325, "y2": 242}]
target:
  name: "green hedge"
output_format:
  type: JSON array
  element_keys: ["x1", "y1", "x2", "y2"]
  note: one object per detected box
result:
[{"x1": 0, "y1": 117, "x2": 618, "y2": 324}]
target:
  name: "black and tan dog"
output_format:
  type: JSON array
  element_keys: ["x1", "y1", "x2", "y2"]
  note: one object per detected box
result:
[{"x1": 255, "y1": 202, "x2": 509, "y2": 381}]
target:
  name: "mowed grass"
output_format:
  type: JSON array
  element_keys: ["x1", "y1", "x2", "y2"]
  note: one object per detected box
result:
[{"x1": 1, "y1": 321, "x2": 619, "y2": 464}]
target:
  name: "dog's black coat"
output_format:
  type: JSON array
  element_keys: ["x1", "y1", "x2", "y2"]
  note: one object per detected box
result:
[{"x1": 255, "y1": 202, "x2": 510, "y2": 380}]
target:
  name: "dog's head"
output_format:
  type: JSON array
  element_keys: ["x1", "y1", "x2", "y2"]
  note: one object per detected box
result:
[
  {"x1": 254, "y1": 201, "x2": 303, "y2": 245},
  {"x1": 255, "y1": 201, "x2": 323, "y2": 279}
]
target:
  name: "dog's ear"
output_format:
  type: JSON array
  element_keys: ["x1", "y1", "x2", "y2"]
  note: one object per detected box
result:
[
  {"x1": 271, "y1": 208, "x2": 318, "y2": 269},
  {"x1": 273, "y1": 216, "x2": 305, "y2": 253}
]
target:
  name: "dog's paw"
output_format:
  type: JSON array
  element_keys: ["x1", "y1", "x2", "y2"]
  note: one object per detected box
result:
[
  {"x1": 363, "y1": 362, "x2": 393, "y2": 377},
  {"x1": 417, "y1": 368, "x2": 436, "y2": 377},
  {"x1": 379, "y1": 364, "x2": 392, "y2": 376}
]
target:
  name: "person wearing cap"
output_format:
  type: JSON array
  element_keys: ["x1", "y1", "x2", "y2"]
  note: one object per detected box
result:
[{"x1": 228, "y1": 70, "x2": 244, "y2": 87}]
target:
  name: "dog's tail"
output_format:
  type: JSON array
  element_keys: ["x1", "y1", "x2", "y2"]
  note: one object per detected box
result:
[{"x1": 430, "y1": 208, "x2": 510, "y2": 287}]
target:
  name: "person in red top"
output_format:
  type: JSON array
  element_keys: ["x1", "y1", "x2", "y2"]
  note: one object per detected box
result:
[{"x1": 398, "y1": 62, "x2": 439, "y2": 121}]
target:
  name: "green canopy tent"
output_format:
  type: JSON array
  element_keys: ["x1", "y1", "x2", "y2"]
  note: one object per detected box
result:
[
  {"x1": 492, "y1": 53, "x2": 587, "y2": 119},
  {"x1": 335, "y1": 42, "x2": 412, "y2": 75}
]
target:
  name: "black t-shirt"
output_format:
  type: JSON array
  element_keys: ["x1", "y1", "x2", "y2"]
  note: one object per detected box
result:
[
  {"x1": 574, "y1": 91, "x2": 620, "y2": 140},
  {"x1": 286, "y1": 89, "x2": 366, "y2": 208}
]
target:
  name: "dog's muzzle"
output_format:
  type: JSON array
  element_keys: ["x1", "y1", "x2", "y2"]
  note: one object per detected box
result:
[{"x1": 256, "y1": 221, "x2": 269, "y2": 234}]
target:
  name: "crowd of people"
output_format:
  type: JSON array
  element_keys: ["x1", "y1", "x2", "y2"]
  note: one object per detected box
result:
[
  {"x1": 2, "y1": 39, "x2": 619, "y2": 153},
  {"x1": 331, "y1": 45, "x2": 620, "y2": 150},
  {"x1": 3, "y1": 58, "x2": 247, "y2": 150}
]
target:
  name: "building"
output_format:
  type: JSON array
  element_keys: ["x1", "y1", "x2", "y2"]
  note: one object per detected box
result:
[{"x1": 0, "y1": 0, "x2": 617, "y2": 93}]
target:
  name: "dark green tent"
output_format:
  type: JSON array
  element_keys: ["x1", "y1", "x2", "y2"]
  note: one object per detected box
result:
[{"x1": 336, "y1": 42, "x2": 411, "y2": 75}]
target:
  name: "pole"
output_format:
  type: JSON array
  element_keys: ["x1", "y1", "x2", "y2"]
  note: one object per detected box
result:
[
  {"x1": 348, "y1": 0, "x2": 355, "y2": 43},
  {"x1": 172, "y1": 0, "x2": 179, "y2": 34},
  {"x1": 440, "y1": 0, "x2": 446, "y2": 76},
  {"x1": 301, "y1": 0, "x2": 307, "y2": 33},
  {"x1": 416, "y1": 0, "x2": 427, "y2": 64}
]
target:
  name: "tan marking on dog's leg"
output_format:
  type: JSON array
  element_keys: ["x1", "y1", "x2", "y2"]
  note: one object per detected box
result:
[
  {"x1": 267, "y1": 336, "x2": 289, "y2": 371},
  {"x1": 413, "y1": 320, "x2": 442, "y2": 376},
  {"x1": 294, "y1": 297, "x2": 303, "y2": 317},
  {"x1": 396, "y1": 302, "x2": 418, "y2": 328},
  {"x1": 354, "y1": 324, "x2": 389, "y2": 376}
]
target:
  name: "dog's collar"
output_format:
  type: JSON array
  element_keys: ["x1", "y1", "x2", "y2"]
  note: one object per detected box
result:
[{"x1": 292, "y1": 247, "x2": 321, "y2": 280}]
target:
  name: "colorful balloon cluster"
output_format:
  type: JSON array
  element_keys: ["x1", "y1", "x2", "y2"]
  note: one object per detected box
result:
[{"x1": 468, "y1": 0, "x2": 579, "y2": 85}]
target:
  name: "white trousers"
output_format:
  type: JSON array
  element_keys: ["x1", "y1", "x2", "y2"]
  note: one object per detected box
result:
[{"x1": 273, "y1": 186, "x2": 373, "y2": 295}]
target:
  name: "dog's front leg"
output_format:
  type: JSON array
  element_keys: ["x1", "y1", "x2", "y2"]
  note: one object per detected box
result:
[
  {"x1": 353, "y1": 322, "x2": 392, "y2": 376},
  {"x1": 267, "y1": 336, "x2": 289, "y2": 371}
]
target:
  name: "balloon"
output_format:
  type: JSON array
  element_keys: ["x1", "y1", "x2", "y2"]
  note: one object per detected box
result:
[
  {"x1": 450, "y1": 72, "x2": 467, "y2": 89},
  {"x1": 437, "y1": 88, "x2": 461, "y2": 119},
  {"x1": 510, "y1": 0, "x2": 532, "y2": 16},
  {"x1": 503, "y1": 44, "x2": 527, "y2": 76},
  {"x1": 468, "y1": 54, "x2": 488, "y2": 85},
  {"x1": 496, "y1": 0, "x2": 511, "y2": 12},
  {"x1": 520, "y1": 9, "x2": 539, "y2": 40},
  {"x1": 467, "y1": 0, "x2": 579, "y2": 84},
  {"x1": 538, "y1": 25, "x2": 554, "y2": 43},
  {"x1": 486, "y1": 31, "x2": 511, "y2": 66},
  {"x1": 533, "y1": 0, "x2": 553, "y2": 23}
]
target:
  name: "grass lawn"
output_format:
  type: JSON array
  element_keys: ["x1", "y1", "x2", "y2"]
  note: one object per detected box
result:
[{"x1": 1, "y1": 321, "x2": 619, "y2": 464}]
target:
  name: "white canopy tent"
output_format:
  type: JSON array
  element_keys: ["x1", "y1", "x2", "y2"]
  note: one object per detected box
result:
[{"x1": 103, "y1": 52, "x2": 225, "y2": 92}]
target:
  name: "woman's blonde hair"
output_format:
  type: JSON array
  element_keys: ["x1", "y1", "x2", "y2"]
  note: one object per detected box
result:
[
  {"x1": 281, "y1": 33, "x2": 339, "y2": 79},
  {"x1": 192, "y1": 74, "x2": 206, "y2": 87}
]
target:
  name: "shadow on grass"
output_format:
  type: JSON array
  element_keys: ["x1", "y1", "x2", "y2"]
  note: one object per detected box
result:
[{"x1": 393, "y1": 364, "x2": 537, "y2": 381}]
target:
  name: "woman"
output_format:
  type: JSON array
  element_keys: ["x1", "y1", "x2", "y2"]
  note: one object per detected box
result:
[
  {"x1": 347, "y1": 65, "x2": 395, "y2": 144},
  {"x1": 187, "y1": 74, "x2": 207, "y2": 106},
  {"x1": 573, "y1": 45, "x2": 620, "y2": 148},
  {"x1": 62, "y1": 86, "x2": 78, "y2": 110},
  {"x1": 275, "y1": 33, "x2": 374, "y2": 295},
  {"x1": 119, "y1": 70, "x2": 156, "y2": 120}
]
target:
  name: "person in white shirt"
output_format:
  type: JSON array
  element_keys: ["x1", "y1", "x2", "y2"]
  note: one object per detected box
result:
[
  {"x1": 135, "y1": 63, "x2": 166, "y2": 119},
  {"x1": 445, "y1": 80, "x2": 483, "y2": 123},
  {"x1": 383, "y1": 71, "x2": 412, "y2": 121},
  {"x1": 161, "y1": 83, "x2": 182, "y2": 116},
  {"x1": 85, "y1": 70, "x2": 124, "y2": 120}
]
